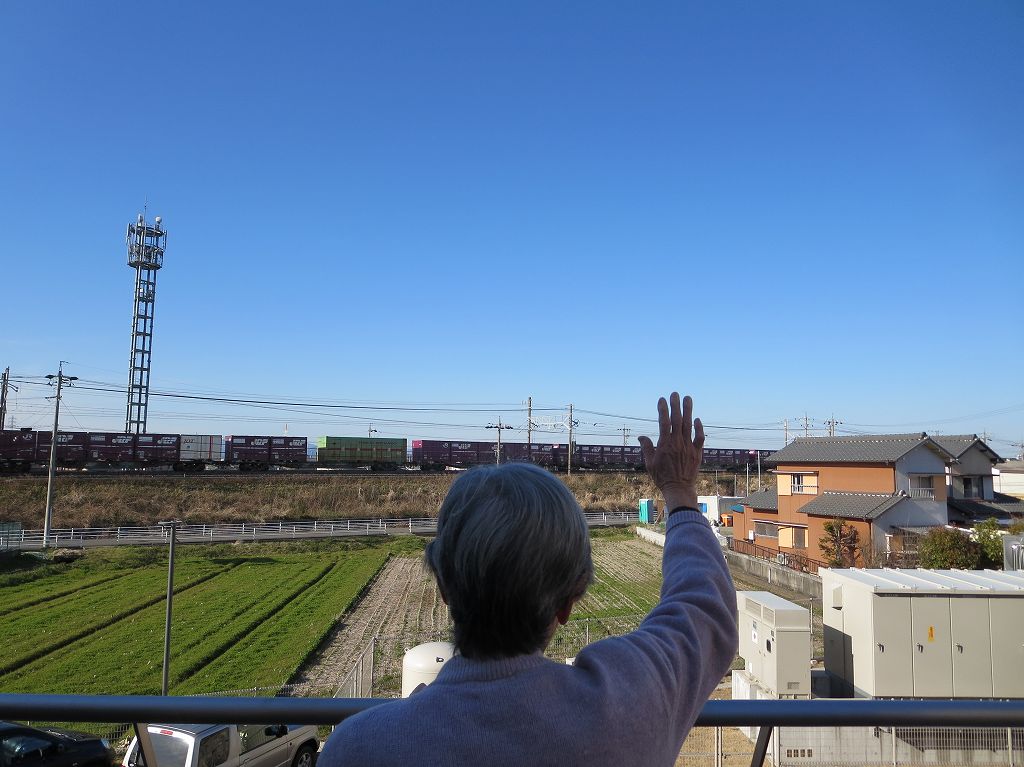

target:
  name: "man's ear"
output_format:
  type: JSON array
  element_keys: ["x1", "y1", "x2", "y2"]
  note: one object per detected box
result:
[{"x1": 555, "y1": 599, "x2": 575, "y2": 626}]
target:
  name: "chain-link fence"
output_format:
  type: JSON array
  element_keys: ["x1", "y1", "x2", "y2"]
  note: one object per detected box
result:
[{"x1": 773, "y1": 725, "x2": 1024, "y2": 767}]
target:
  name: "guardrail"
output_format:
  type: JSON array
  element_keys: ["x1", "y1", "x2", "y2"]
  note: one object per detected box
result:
[
  {"x1": 2, "y1": 695, "x2": 1022, "y2": 767},
  {"x1": 0, "y1": 511, "x2": 638, "y2": 551}
]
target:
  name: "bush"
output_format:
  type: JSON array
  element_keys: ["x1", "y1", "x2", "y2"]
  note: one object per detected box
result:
[
  {"x1": 973, "y1": 517, "x2": 1004, "y2": 568},
  {"x1": 919, "y1": 527, "x2": 982, "y2": 569}
]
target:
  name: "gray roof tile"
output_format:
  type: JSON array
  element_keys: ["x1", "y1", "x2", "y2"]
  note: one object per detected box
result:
[
  {"x1": 947, "y1": 494, "x2": 1024, "y2": 522},
  {"x1": 738, "y1": 487, "x2": 778, "y2": 511},
  {"x1": 768, "y1": 433, "x2": 951, "y2": 465},
  {"x1": 799, "y1": 491, "x2": 908, "y2": 521},
  {"x1": 932, "y1": 435, "x2": 1003, "y2": 463}
]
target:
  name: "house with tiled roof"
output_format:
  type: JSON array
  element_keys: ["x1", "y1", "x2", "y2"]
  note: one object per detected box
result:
[
  {"x1": 734, "y1": 433, "x2": 953, "y2": 566},
  {"x1": 932, "y1": 435, "x2": 1001, "y2": 501}
]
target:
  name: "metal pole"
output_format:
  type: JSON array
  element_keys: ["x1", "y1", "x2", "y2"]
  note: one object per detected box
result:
[
  {"x1": 757, "y1": 451, "x2": 762, "y2": 488},
  {"x1": 527, "y1": 397, "x2": 532, "y2": 462},
  {"x1": 0, "y1": 366, "x2": 9, "y2": 429},
  {"x1": 161, "y1": 520, "x2": 177, "y2": 696},
  {"x1": 43, "y1": 363, "x2": 66, "y2": 549},
  {"x1": 496, "y1": 417, "x2": 501, "y2": 465},
  {"x1": 568, "y1": 404, "x2": 574, "y2": 476},
  {"x1": 746, "y1": 462, "x2": 750, "y2": 496}
]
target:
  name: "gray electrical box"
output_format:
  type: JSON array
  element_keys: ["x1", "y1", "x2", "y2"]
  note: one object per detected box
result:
[
  {"x1": 737, "y1": 591, "x2": 811, "y2": 698},
  {"x1": 821, "y1": 569, "x2": 1024, "y2": 698}
]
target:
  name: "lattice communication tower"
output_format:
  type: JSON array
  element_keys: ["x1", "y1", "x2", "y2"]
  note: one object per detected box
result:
[{"x1": 125, "y1": 213, "x2": 167, "y2": 434}]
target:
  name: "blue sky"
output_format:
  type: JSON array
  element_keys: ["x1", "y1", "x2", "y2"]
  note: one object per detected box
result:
[{"x1": 2, "y1": 2, "x2": 1022, "y2": 455}]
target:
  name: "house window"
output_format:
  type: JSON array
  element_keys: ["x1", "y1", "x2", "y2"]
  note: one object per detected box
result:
[
  {"x1": 791, "y1": 474, "x2": 818, "y2": 495},
  {"x1": 910, "y1": 475, "x2": 935, "y2": 499},
  {"x1": 754, "y1": 521, "x2": 779, "y2": 539},
  {"x1": 793, "y1": 527, "x2": 807, "y2": 549}
]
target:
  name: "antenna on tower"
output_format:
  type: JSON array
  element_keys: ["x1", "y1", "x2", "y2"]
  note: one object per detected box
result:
[{"x1": 125, "y1": 210, "x2": 167, "y2": 434}]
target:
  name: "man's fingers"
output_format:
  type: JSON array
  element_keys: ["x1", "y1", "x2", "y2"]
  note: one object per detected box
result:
[
  {"x1": 693, "y1": 417, "x2": 705, "y2": 454},
  {"x1": 657, "y1": 397, "x2": 670, "y2": 442},
  {"x1": 669, "y1": 392, "x2": 682, "y2": 439},
  {"x1": 680, "y1": 395, "x2": 693, "y2": 444},
  {"x1": 638, "y1": 435, "x2": 655, "y2": 468}
]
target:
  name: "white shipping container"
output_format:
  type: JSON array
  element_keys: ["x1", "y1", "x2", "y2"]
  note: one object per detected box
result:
[{"x1": 181, "y1": 434, "x2": 223, "y2": 462}]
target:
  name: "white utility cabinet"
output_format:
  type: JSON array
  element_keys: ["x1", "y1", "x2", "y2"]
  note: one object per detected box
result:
[
  {"x1": 736, "y1": 591, "x2": 811, "y2": 698},
  {"x1": 821, "y1": 568, "x2": 1024, "y2": 698}
]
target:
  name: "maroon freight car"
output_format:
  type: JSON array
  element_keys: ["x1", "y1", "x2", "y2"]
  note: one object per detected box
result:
[
  {"x1": 35, "y1": 432, "x2": 88, "y2": 464},
  {"x1": 135, "y1": 434, "x2": 181, "y2": 463},
  {"x1": 0, "y1": 430, "x2": 37, "y2": 471},
  {"x1": 225, "y1": 435, "x2": 272, "y2": 469},
  {"x1": 270, "y1": 436, "x2": 307, "y2": 466},
  {"x1": 88, "y1": 433, "x2": 136, "y2": 463}
]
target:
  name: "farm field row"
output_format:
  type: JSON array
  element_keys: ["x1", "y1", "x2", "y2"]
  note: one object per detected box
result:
[{"x1": 0, "y1": 547, "x2": 389, "y2": 696}]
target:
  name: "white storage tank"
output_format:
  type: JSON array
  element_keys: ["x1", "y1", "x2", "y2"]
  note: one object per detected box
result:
[
  {"x1": 821, "y1": 568, "x2": 1024, "y2": 698},
  {"x1": 401, "y1": 641, "x2": 454, "y2": 698}
]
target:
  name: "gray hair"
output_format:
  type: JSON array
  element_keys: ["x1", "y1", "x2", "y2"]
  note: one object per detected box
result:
[{"x1": 426, "y1": 462, "x2": 593, "y2": 659}]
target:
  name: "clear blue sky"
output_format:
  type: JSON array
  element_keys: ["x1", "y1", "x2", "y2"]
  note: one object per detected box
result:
[{"x1": 2, "y1": 2, "x2": 1022, "y2": 455}]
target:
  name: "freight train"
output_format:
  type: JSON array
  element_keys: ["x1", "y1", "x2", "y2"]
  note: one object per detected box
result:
[{"x1": 0, "y1": 429, "x2": 774, "y2": 474}]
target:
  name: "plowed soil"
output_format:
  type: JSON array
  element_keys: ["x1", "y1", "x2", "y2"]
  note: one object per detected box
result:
[{"x1": 290, "y1": 555, "x2": 448, "y2": 696}]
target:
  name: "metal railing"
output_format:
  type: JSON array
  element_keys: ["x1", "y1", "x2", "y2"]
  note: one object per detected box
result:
[
  {"x1": 790, "y1": 483, "x2": 818, "y2": 495},
  {"x1": 0, "y1": 511, "x2": 637, "y2": 551},
  {"x1": 909, "y1": 488, "x2": 935, "y2": 499},
  {"x1": 729, "y1": 537, "x2": 827, "y2": 575},
  {"x1": 2, "y1": 694, "x2": 1021, "y2": 767}
]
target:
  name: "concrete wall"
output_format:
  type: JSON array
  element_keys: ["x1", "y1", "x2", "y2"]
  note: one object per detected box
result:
[
  {"x1": 725, "y1": 549, "x2": 822, "y2": 598},
  {"x1": 637, "y1": 526, "x2": 822, "y2": 597}
]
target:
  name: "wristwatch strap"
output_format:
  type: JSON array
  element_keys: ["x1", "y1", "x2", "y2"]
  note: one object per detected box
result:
[{"x1": 668, "y1": 506, "x2": 699, "y2": 517}]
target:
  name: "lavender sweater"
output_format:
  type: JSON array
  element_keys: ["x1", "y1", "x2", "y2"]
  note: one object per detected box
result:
[{"x1": 320, "y1": 510, "x2": 738, "y2": 767}]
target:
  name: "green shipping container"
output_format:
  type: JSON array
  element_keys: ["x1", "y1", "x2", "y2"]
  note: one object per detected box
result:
[{"x1": 316, "y1": 437, "x2": 407, "y2": 465}]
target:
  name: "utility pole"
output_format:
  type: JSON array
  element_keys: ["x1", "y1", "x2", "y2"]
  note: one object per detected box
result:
[
  {"x1": 802, "y1": 413, "x2": 812, "y2": 437},
  {"x1": 43, "y1": 362, "x2": 78, "y2": 548},
  {"x1": 824, "y1": 414, "x2": 842, "y2": 438},
  {"x1": 784, "y1": 419, "x2": 789, "y2": 445},
  {"x1": 526, "y1": 396, "x2": 533, "y2": 462},
  {"x1": 617, "y1": 426, "x2": 630, "y2": 446},
  {"x1": 567, "y1": 404, "x2": 576, "y2": 475},
  {"x1": 0, "y1": 367, "x2": 11, "y2": 429},
  {"x1": 368, "y1": 424, "x2": 378, "y2": 438},
  {"x1": 486, "y1": 417, "x2": 513, "y2": 464},
  {"x1": 159, "y1": 519, "x2": 180, "y2": 696}
]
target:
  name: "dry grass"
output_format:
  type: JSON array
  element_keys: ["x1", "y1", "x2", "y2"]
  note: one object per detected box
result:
[{"x1": 0, "y1": 470, "x2": 756, "y2": 530}]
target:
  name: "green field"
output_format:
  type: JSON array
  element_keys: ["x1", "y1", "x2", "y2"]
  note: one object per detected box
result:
[{"x1": 0, "y1": 543, "x2": 390, "y2": 696}]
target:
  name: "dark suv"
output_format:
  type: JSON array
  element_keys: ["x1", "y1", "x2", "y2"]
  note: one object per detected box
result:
[{"x1": 0, "y1": 722, "x2": 114, "y2": 767}]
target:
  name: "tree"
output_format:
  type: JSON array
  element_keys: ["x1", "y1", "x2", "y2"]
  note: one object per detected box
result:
[
  {"x1": 973, "y1": 517, "x2": 1004, "y2": 569},
  {"x1": 918, "y1": 527, "x2": 982, "y2": 569},
  {"x1": 819, "y1": 519, "x2": 860, "y2": 567},
  {"x1": 1009, "y1": 518, "x2": 1024, "y2": 536}
]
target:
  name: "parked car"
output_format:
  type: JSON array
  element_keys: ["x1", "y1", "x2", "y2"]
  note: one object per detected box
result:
[
  {"x1": 0, "y1": 721, "x2": 114, "y2": 767},
  {"x1": 122, "y1": 724, "x2": 317, "y2": 767}
]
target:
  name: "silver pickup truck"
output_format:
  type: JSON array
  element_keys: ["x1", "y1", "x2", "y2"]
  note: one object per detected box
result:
[{"x1": 122, "y1": 724, "x2": 318, "y2": 767}]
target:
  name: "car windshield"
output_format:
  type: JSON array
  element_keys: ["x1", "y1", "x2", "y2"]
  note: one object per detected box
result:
[{"x1": 145, "y1": 733, "x2": 191, "y2": 767}]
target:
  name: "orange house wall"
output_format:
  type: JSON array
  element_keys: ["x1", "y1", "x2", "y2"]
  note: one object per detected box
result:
[{"x1": 747, "y1": 462, "x2": 894, "y2": 564}]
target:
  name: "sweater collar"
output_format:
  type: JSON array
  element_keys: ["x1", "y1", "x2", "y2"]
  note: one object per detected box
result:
[{"x1": 436, "y1": 652, "x2": 551, "y2": 683}]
